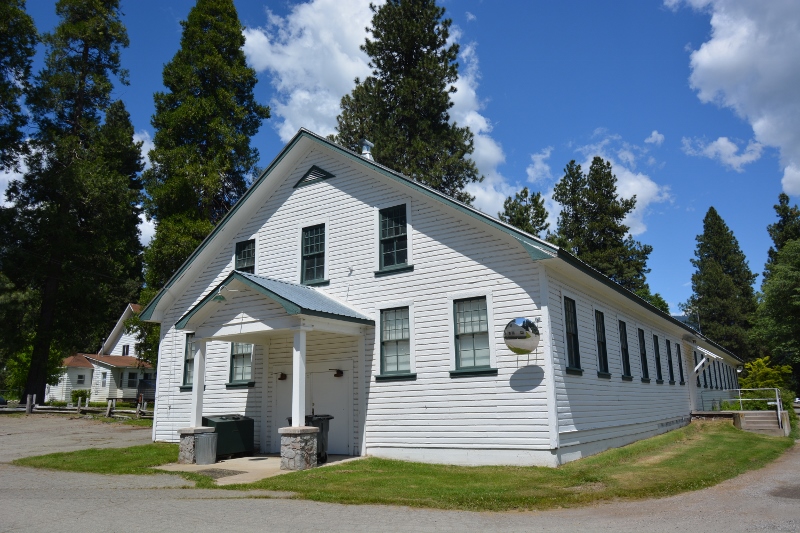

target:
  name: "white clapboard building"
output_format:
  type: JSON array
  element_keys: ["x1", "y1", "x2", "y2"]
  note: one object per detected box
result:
[{"x1": 141, "y1": 129, "x2": 740, "y2": 466}]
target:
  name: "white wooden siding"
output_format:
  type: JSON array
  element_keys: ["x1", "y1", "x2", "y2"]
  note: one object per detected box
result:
[{"x1": 154, "y1": 146, "x2": 552, "y2": 454}]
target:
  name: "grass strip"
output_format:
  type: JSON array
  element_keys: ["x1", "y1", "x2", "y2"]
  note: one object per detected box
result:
[{"x1": 11, "y1": 421, "x2": 793, "y2": 511}]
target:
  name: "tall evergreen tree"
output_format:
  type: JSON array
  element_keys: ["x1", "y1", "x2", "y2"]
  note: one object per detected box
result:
[
  {"x1": 764, "y1": 193, "x2": 800, "y2": 280},
  {"x1": 0, "y1": 0, "x2": 142, "y2": 403},
  {"x1": 0, "y1": 0, "x2": 37, "y2": 170},
  {"x1": 334, "y1": 0, "x2": 482, "y2": 204},
  {"x1": 136, "y1": 0, "x2": 269, "y2": 363},
  {"x1": 498, "y1": 187, "x2": 549, "y2": 237},
  {"x1": 682, "y1": 207, "x2": 757, "y2": 359},
  {"x1": 548, "y1": 157, "x2": 664, "y2": 310}
]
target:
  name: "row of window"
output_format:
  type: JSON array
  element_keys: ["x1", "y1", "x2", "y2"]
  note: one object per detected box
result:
[
  {"x1": 233, "y1": 204, "x2": 409, "y2": 283},
  {"x1": 75, "y1": 371, "x2": 151, "y2": 388},
  {"x1": 183, "y1": 334, "x2": 253, "y2": 387},
  {"x1": 692, "y1": 352, "x2": 738, "y2": 390},
  {"x1": 565, "y1": 296, "x2": 687, "y2": 384}
]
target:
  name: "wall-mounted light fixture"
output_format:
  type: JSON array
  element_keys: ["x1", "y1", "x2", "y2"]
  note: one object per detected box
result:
[
  {"x1": 330, "y1": 369, "x2": 344, "y2": 377},
  {"x1": 736, "y1": 365, "x2": 744, "y2": 374},
  {"x1": 277, "y1": 372, "x2": 287, "y2": 381}
]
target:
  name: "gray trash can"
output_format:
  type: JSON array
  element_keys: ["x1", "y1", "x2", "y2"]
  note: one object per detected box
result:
[
  {"x1": 195, "y1": 432, "x2": 218, "y2": 465},
  {"x1": 287, "y1": 414, "x2": 334, "y2": 464}
]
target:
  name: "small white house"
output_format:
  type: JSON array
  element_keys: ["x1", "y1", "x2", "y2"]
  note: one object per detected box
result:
[
  {"x1": 141, "y1": 129, "x2": 741, "y2": 466},
  {"x1": 47, "y1": 304, "x2": 154, "y2": 403}
]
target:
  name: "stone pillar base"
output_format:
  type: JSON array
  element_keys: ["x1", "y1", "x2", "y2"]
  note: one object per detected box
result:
[
  {"x1": 177, "y1": 426, "x2": 214, "y2": 464},
  {"x1": 278, "y1": 426, "x2": 319, "y2": 470}
]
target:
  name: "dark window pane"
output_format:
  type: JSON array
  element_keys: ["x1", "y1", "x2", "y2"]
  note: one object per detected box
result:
[
  {"x1": 379, "y1": 205, "x2": 408, "y2": 269},
  {"x1": 564, "y1": 297, "x2": 580, "y2": 369},
  {"x1": 595, "y1": 310, "x2": 608, "y2": 373},
  {"x1": 638, "y1": 329, "x2": 649, "y2": 379},
  {"x1": 302, "y1": 225, "x2": 325, "y2": 282},
  {"x1": 235, "y1": 239, "x2": 256, "y2": 274},
  {"x1": 619, "y1": 320, "x2": 631, "y2": 376},
  {"x1": 455, "y1": 297, "x2": 490, "y2": 369}
]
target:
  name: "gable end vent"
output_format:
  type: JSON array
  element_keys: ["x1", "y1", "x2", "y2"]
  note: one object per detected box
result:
[{"x1": 294, "y1": 165, "x2": 335, "y2": 188}]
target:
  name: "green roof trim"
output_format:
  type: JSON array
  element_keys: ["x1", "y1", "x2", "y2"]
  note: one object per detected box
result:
[{"x1": 294, "y1": 165, "x2": 335, "y2": 188}]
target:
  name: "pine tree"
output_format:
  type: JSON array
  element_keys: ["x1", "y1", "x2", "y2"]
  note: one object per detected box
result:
[
  {"x1": 498, "y1": 187, "x2": 549, "y2": 237},
  {"x1": 136, "y1": 0, "x2": 269, "y2": 363},
  {"x1": 0, "y1": 0, "x2": 142, "y2": 403},
  {"x1": 682, "y1": 207, "x2": 757, "y2": 359},
  {"x1": 334, "y1": 0, "x2": 482, "y2": 204},
  {"x1": 764, "y1": 193, "x2": 800, "y2": 280},
  {"x1": 549, "y1": 157, "x2": 660, "y2": 301},
  {"x1": 0, "y1": 0, "x2": 37, "y2": 170}
]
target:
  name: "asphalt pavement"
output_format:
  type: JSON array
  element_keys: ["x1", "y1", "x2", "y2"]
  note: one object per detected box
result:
[{"x1": 1, "y1": 414, "x2": 798, "y2": 532}]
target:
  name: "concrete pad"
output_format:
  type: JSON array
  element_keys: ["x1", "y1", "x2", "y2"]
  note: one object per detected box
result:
[{"x1": 154, "y1": 454, "x2": 361, "y2": 486}]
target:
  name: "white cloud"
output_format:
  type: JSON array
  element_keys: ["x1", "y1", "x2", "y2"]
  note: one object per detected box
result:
[
  {"x1": 526, "y1": 147, "x2": 553, "y2": 183},
  {"x1": 243, "y1": 0, "x2": 377, "y2": 142},
  {"x1": 575, "y1": 133, "x2": 671, "y2": 235},
  {"x1": 681, "y1": 136, "x2": 763, "y2": 171},
  {"x1": 0, "y1": 168, "x2": 22, "y2": 207},
  {"x1": 783, "y1": 164, "x2": 800, "y2": 195},
  {"x1": 673, "y1": 0, "x2": 800, "y2": 194},
  {"x1": 465, "y1": 11, "x2": 476, "y2": 21},
  {"x1": 138, "y1": 212, "x2": 155, "y2": 246},
  {"x1": 645, "y1": 130, "x2": 665, "y2": 145},
  {"x1": 133, "y1": 130, "x2": 154, "y2": 171}
]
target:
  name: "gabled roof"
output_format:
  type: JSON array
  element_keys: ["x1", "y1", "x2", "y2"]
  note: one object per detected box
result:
[
  {"x1": 84, "y1": 355, "x2": 152, "y2": 369},
  {"x1": 99, "y1": 303, "x2": 141, "y2": 355},
  {"x1": 139, "y1": 128, "x2": 739, "y2": 361},
  {"x1": 175, "y1": 271, "x2": 374, "y2": 329},
  {"x1": 62, "y1": 354, "x2": 93, "y2": 369}
]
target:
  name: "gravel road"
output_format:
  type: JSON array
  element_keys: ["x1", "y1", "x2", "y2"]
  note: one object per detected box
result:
[{"x1": 0, "y1": 415, "x2": 798, "y2": 533}]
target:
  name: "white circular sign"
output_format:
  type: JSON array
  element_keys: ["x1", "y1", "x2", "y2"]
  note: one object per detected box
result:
[{"x1": 503, "y1": 318, "x2": 541, "y2": 355}]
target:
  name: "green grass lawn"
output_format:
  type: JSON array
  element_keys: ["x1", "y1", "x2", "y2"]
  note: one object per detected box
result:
[{"x1": 12, "y1": 421, "x2": 793, "y2": 511}]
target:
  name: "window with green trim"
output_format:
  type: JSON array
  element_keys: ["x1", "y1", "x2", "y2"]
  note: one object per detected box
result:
[
  {"x1": 235, "y1": 239, "x2": 255, "y2": 274},
  {"x1": 653, "y1": 334, "x2": 663, "y2": 381},
  {"x1": 230, "y1": 342, "x2": 253, "y2": 383},
  {"x1": 381, "y1": 307, "x2": 410, "y2": 374},
  {"x1": 676, "y1": 343, "x2": 685, "y2": 384},
  {"x1": 183, "y1": 333, "x2": 195, "y2": 386},
  {"x1": 618, "y1": 320, "x2": 632, "y2": 377},
  {"x1": 693, "y1": 351, "x2": 701, "y2": 387},
  {"x1": 638, "y1": 328, "x2": 649, "y2": 379},
  {"x1": 595, "y1": 310, "x2": 609, "y2": 374},
  {"x1": 454, "y1": 297, "x2": 490, "y2": 369},
  {"x1": 379, "y1": 205, "x2": 407, "y2": 269},
  {"x1": 301, "y1": 224, "x2": 325, "y2": 283},
  {"x1": 564, "y1": 297, "x2": 581, "y2": 369},
  {"x1": 665, "y1": 340, "x2": 675, "y2": 383}
]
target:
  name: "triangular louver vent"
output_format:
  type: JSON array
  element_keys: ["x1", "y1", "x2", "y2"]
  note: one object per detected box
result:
[{"x1": 294, "y1": 165, "x2": 335, "y2": 188}]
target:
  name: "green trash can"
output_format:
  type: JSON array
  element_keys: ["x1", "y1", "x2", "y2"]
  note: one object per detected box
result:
[
  {"x1": 202, "y1": 414, "x2": 254, "y2": 458},
  {"x1": 287, "y1": 414, "x2": 334, "y2": 464}
]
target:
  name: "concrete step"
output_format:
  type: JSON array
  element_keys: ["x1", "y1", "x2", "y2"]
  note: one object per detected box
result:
[{"x1": 747, "y1": 428, "x2": 786, "y2": 437}]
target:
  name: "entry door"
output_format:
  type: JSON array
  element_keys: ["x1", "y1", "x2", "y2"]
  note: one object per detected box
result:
[
  {"x1": 309, "y1": 370, "x2": 350, "y2": 456},
  {"x1": 274, "y1": 373, "x2": 311, "y2": 431}
]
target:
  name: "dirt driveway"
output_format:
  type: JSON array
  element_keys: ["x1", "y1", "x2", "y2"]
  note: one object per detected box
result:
[{"x1": 0, "y1": 415, "x2": 798, "y2": 532}]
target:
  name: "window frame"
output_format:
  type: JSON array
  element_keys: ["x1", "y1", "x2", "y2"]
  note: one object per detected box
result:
[
  {"x1": 618, "y1": 319, "x2": 633, "y2": 380},
  {"x1": 676, "y1": 343, "x2": 685, "y2": 385},
  {"x1": 127, "y1": 371, "x2": 138, "y2": 389},
  {"x1": 299, "y1": 220, "x2": 329, "y2": 285},
  {"x1": 665, "y1": 339, "x2": 675, "y2": 384},
  {"x1": 653, "y1": 334, "x2": 664, "y2": 383},
  {"x1": 447, "y1": 289, "x2": 497, "y2": 377},
  {"x1": 183, "y1": 333, "x2": 195, "y2": 388},
  {"x1": 638, "y1": 328, "x2": 650, "y2": 382},
  {"x1": 101, "y1": 372, "x2": 107, "y2": 388},
  {"x1": 77, "y1": 374, "x2": 85, "y2": 385},
  {"x1": 378, "y1": 305, "x2": 414, "y2": 378},
  {"x1": 122, "y1": 344, "x2": 129, "y2": 356},
  {"x1": 594, "y1": 309, "x2": 610, "y2": 377},
  {"x1": 235, "y1": 238, "x2": 256, "y2": 274},
  {"x1": 373, "y1": 200, "x2": 413, "y2": 276},
  {"x1": 562, "y1": 295, "x2": 582, "y2": 374},
  {"x1": 228, "y1": 342, "x2": 254, "y2": 385}
]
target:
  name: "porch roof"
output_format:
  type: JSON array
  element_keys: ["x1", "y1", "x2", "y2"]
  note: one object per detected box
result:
[{"x1": 175, "y1": 271, "x2": 374, "y2": 330}]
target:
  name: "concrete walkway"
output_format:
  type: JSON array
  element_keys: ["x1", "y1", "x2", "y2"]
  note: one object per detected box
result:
[{"x1": 155, "y1": 454, "x2": 361, "y2": 485}]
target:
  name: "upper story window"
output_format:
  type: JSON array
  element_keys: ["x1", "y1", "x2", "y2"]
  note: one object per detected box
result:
[
  {"x1": 230, "y1": 342, "x2": 253, "y2": 383},
  {"x1": 381, "y1": 307, "x2": 411, "y2": 374},
  {"x1": 235, "y1": 239, "x2": 256, "y2": 274},
  {"x1": 379, "y1": 205, "x2": 407, "y2": 270},
  {"x1": 638, "y1": 328, "x2": 649, "y2": 381},
  {"x1": 653, "y1": 334, "x2": 663, "y2": 383},
  {"x1": 101, "y1": 372, "x2": 107, "y2": 388},
  {"x1": 301, "y1": 224, "x2": 325, "y2": 284},
  {"x1": 595, "y1": 310, "x2": 609, "y2": 376},
  {"x1": 77, "y1": 374, "x2": 85, "y2": 385},
  {"x1": 564, "y1": 297, "x2": 581, "y2": 371},
  {"x1": 183, "y1": 333, "x2": 195, "y2": 386},
  {"x1": 454, "y1": 297, "x2": 490, "y2": 370},
  {"x1": 122, "y1": 344, "x2": 130, "y2": 356},
  {"x1": 618, "y1": 320, "x2": 632, "y2": 378}
]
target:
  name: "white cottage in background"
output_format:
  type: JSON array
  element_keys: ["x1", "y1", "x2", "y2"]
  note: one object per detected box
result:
[
  {"x1": 47, "y1": 304, "x2": 154, "y2": 403},
  {"x1": 141, "y1": 129, "x2": 741, "y2": 467}
]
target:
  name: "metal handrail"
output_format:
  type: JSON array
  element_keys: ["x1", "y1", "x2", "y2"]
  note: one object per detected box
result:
[{"x1": 700, "y1": 388, "x2": 783, "y2": 429}]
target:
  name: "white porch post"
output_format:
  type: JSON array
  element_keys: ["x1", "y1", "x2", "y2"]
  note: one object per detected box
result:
[
  {"x1": 189, "y1": 339, "x2": 207, "y2": 427},
  {"x1": 292, "y1": 330, "x2": 306, "y2": 427}
]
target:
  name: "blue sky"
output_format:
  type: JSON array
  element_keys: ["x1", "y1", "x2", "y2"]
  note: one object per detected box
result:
[{"x1": 8, "y1": 0, "x2": 800, "y2": 314}]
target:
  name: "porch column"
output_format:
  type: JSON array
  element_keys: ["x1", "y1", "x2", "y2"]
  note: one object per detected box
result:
[
  {"x1": 189, "y1": 339, "x2": 207, "y2": 427},
  {"x1": 292, "y1": 330, "x2": 306, "y2": 427}
]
